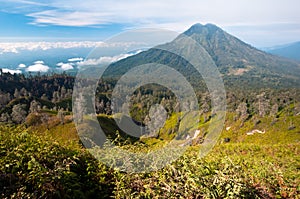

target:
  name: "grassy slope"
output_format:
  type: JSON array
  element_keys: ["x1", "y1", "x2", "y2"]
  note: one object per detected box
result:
[{"x1": 1, "y1": 109, "x2": 299, "y2": 198}]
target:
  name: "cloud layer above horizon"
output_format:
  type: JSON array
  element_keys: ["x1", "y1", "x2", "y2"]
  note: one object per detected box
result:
[
  {"x1": 0, "y1": 0, "x2": 299, "y2": 47},
  {"x1": 8, "y1": 0, "x2": 299, "y2": 28},
  {"x1": 0, "y1": 41, "x2": 104, "y2": 54}
]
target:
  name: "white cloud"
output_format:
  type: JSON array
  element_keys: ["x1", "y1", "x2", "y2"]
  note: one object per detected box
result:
[
  {"x1": 7, "y1": 0, "x2": 297, "y2": 47},
  {"x1": 5, "y1": 0, "x2": 47, "y2": 6},
  {"x1": 28, "y1": 10, "x2": 111, "y2": 26},
  {"x1": 34, "y1": 60, "x2": 44, "y2": 64},
  {"x1": 0, "y1": 41, "x2": 139, "y2": 54},
  {"x1": 18, "y1": 63, "x2": 26, "y2": 68},
  {"x1": 68, "y1": 57, "x2": 84, "y2": 62},
  {"x1": 26, "y1": 62, "x2": 49, "y2": 72},
  {"x1": 1, "y1": 68, "x2": 22, "y2": 74},
  {"x1": 56, "y1": 62, "x2": 74, "y2": 70},
  {"x1": 20, "y1": 0, "x2": 300, "y2": 29},
  {"x1": 0, "y1": 41, "x2": 102, "y2": 54},
  {"x1": 77, "y1": 50, "x2": 143, "y2": 67},
  {"x1": 2, "y1": 0, "x2": 300, "y2": 47}
]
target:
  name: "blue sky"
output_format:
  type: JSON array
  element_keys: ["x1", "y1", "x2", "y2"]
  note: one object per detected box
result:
[
  {"x1": 0, "y1": 11, "x2": 124, "y2": 41},
  {"x1": 0, "y1": 0, "x2": 300, "y2": 47}
]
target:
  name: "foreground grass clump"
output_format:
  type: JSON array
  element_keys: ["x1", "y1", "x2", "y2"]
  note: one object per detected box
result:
[
  {"x1": 0, "y1": 125, "x2": 115, "y2": 198},
  {"x1": 0, "y1": 124, "x2": 299, "y2": 198},
  {"x1": 112, "y1": 144, "x2": 299, "y2": 198}
]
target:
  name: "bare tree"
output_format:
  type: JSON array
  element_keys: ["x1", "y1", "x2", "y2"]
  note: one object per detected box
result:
[
  {"x1": 0, "y1": 113, "x2": 11, "y2": 123},
  {"x1": 236, "y1": 102, "x2": 249, "y2": 121},
  {"x1": 14, "y1": 88, "x2": 20, "y2": 98},
  {"x1": 11, "y1": 104, "x2": 27, "y2": 124},
  {"x1": 29, "y1": 100, "x2": 41, "y2": 113},
  {"x1": 270, "y1": 103, "x2": 279, "y2": 117},
  {"x1": 255, "y1": 93, "x2": 270, "y2": 117},
  {"x1": 57, "y1": 109, "x2": 65, "y2": 124}
]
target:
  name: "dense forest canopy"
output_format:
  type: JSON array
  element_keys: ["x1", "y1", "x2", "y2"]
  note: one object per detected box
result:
[{"x1": 0, "y1": 71, "x2": 299, "y2": 127}]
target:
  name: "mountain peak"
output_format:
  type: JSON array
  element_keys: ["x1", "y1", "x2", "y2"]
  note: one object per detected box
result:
[
  {"x1": 106, "y1": 23, "x2": 300, "y2": 88},
  {"x1": 184, "y1": 23, "x2": 221, "y2": 36}
]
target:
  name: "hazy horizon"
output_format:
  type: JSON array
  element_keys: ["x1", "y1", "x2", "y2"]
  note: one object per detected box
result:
[{"x1": 0, "y1": 0, "x2": 299, "y2": 47}]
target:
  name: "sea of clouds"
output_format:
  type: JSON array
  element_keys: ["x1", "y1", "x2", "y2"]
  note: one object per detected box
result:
[{"x1": 0, "y1": 41, "x2": 144, "y2": 74}]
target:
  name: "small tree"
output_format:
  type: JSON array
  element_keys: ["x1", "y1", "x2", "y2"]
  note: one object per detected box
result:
[
  {"x1": 11, "y1": 104, "x2": 27, "y2": 124},
  {"x1": 270, "y1": 103, "x2": 279, "y2": 117},
  {"x1": 57, "y1": 109, "x2": 65, "y2": 124},
  {"x1": 236, "y1": 102, "x2": 249, "y2": 122},
  {"x1": 29, "y1": 100, "x2": 41, "y2": 113},
  {"x1": 0, "y1": 113, "x2": 11, "y2": 123},
  {"x1": 14, "y1": 88, "x2": 20, "y2": 98}
]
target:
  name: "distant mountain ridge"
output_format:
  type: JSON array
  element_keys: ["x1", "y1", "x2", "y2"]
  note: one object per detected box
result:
[
  {"x1": 104, "y1": 23, "x2": 300, "y2": 88},
  {"x1": 266, "y1": 41, "x2": 300, "y2": 61}
]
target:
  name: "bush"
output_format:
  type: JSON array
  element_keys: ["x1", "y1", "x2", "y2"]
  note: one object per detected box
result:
[
  {"x1": 0, "y1": 125, "x2": 114, "y2": 198},
  {"x1": 0, "y1": 125, "x2": 299, "y2": 198},
  {"x1": 25, "y1": 113, "x2": 43, "y2": 126}
]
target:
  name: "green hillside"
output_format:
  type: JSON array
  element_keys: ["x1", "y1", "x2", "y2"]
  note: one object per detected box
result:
[{"x1": 1, "y1": 106, "x2": 299, "y2": 198}]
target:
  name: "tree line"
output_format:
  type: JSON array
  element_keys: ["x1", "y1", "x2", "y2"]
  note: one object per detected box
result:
[{"x1": 0, "y1": 72, "x2": 299, "y2": 126}]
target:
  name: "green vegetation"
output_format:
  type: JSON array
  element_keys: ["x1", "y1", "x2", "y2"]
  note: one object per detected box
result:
[
  {"x1": 0, "y1": 125, "x2": 114, "y2": 198},
  {"x1": 1, "y1": 23, "x2": 300, "y2": 198},
  {"x1": 1, "y1": 108, "x2": 299, "y2": 198},
  {"x1": 0, "y1": 72, "x2": 299, "y2": 198}
]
